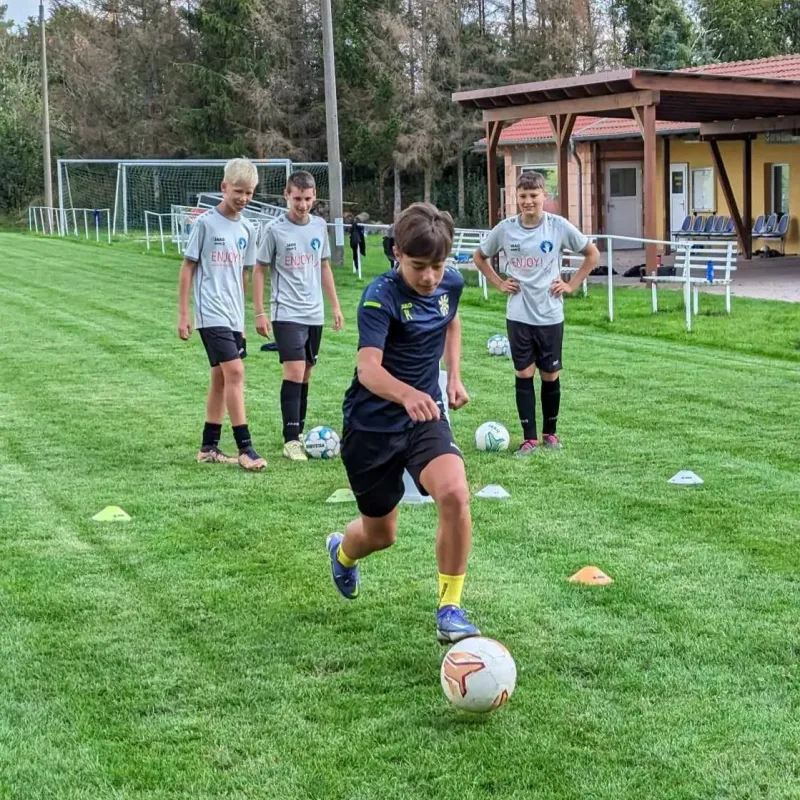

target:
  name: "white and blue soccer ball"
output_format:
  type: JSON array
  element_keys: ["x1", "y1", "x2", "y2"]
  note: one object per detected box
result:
[
  {"x1": 475, "y1": 421, "x2": 510, "y2": 452},
  {"x1": 487, "y1": 334, "x2": 509, "y2": 357},
  {"x1": 303, "y1": 426, "x2": 341, "y2": 459}
]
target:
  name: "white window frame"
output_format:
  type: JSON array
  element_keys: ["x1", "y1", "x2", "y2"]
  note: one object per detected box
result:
[
  {"x1": 691, "y1": 167, "x2": 715, "y2": 213},
  {"x1": 770, "y1": 163, "x2": 789, "y2": 216},
  {"x1": 520, "y1": 164, "x2": 558, "y2": 196}
]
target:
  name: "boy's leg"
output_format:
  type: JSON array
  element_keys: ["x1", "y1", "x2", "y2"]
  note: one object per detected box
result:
[
  {"x1": 507, "y1": 320, "x2": 539, "y2": 455},
  {"x1": 197, "y1": 366, "x2": 236, "y2": 463},
  {"x1": 327, "y1": 428, "x2": 406, "y2": 599},
  {"x1": 299, "y1": 327, "x2": 322, "y2": 436},
  {"x1": 217, "y1": 333, "x2": 265, "y2": 471},
  {"x1": 410, "y1": 422, "x2": 481, "y2": 643},
  {"x1": 535, "y1": 323, "x2": 564, "y2": 449},
  {"x1": 273, "y1": 322, "x2": 314, "y2": 459}
]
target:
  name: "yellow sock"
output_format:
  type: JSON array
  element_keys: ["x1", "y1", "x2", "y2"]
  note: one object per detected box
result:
[
  {"x1": 438, "y1": 573, "x2": 465, "y2": 609},
  {"x1": 337, "y1": 544, "x2": 358, "y2": 568}
]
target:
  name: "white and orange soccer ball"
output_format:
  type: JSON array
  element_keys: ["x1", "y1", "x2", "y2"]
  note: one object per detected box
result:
[{"x1": 440, "y1": 637, "x2": 517, "y2": 713}]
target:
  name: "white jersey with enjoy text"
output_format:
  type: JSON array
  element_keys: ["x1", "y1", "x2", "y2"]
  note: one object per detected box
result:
[
  {"x1": 184, "y1": 207, "x2": 257, "y2": 331},
  {"x1": 479, "y1": 213, "x2": 589, "y2": 326},
  {"x1": 256, "y1": 214, "x2": 331, "y2": 325}
]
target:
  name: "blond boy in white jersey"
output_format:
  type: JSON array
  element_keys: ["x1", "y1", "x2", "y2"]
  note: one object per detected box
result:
[{"x1": 177, "y1": 158, "x2": 266, "y2": 471}]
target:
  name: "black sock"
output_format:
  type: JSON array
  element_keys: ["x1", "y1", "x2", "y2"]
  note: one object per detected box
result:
[
  {"x1": 299, "y1": 382, "x2": 309, "y2": 435},
  {"x1": 281, "y1": 380, "x2": 303, "y2": 442},
  {"x1": 515, "y1": 377, "x2": 537, "y2": 441},
  {"x1": 232, "y1": 424, "x2": 252, "y2": 453},
  {"x1": 541, "y1": 378, "x2": 561, "y2": 435},
  {"x1": 201, "y1": 422, "x2": 222, "y2": 450}
]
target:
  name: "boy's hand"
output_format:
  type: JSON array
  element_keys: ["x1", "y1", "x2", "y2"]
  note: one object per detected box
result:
[
  {"x1": 498, "y1": 278, "x2": 520, "y2": 295},
  {"x1": 403, "y1": 389, "x2": 441, "y2": 423},
  {"x1": 447, "y1": 379, "x2": 470, "y2": 410},
  {"x1": 550, "y1": 279, "x2": 574, "y2": 297},
  {"x1": 332, "y1": 308, "x2": 344, "y2": 331},
  {"x1": 178, "y1": 314, "x2": 192, "y2": 340},
  {"x1": 255, "y1": 314, "x2": 271, "y2": 338}
]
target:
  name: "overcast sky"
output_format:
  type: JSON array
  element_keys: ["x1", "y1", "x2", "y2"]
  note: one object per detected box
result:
[{"x1": 4, "y1": 0, "x2": 41, "y2": 27}]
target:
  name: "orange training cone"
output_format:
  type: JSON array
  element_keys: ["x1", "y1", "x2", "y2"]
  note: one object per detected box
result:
[{"x1": 569, "y1": 566, "x2": 613, "y2": 586}]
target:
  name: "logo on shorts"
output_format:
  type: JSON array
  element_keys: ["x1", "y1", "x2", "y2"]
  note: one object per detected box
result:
[
  {"x1": 438, "y1": 294, "x2": 450, "y2": 317},
  {"x1": 311, "y1": 238, "x2": 321, "y2": 251},
  {"x1": 401, "y1": 302, "x2": 414, "y2": 321},
  {"x1": 237, "y1": 236, "x2": 246, "y2": 250},
  {"x1": 540, "y1": 240, "x2": 554, "y2": 253}
]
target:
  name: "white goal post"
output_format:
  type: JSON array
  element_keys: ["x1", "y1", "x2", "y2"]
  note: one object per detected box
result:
[{"x1": 56, "y1": 159, "x2": 330, "y2": 238}]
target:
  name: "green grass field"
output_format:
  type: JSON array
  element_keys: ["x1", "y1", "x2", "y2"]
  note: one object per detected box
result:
[{"x1": 1, "y1": 231, "x2": 799, "y2": 800}]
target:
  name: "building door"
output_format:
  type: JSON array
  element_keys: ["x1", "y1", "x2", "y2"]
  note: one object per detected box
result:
[
  {"x1": 670, "y1": 163, "x2": 689, "y2": 232},
  {"x1": 605, "y1": 162, "x2": 642, "y2": 249}
]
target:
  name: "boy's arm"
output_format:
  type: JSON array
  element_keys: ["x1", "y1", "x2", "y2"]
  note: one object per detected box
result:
[
  {"x1": 321, "y1": 259, "x2": 344, "y2": 331},
  {"x1": 253, "y1": 264, "x2": 271, "y2": 337},
  {"x1": 177, "y1": 258, "x2": 197, "y2": 340},
  {"x1": 551, "y1": 241, "x2": 601, "y2": 297},
  {"x1": 472, "y1": 247, "x2": 519, "y2": 296},
  {"x1": 443, "y1": 314, "x2": 469, "y2": 409},
  {"x1": 357, "y1": 348, "x2": 441, "y2": 422}
]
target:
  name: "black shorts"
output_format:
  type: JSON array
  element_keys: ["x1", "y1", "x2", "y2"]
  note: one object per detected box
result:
[
  {"x1": 341, "y1": 419, "x2": 463, "y2": 519},
  {"x1": 272, "y1": 321, "x2": 323, "y2": 365},
  {"x1": 198, "y1": 327, "x2": 246, "y2": 367},
  {"x1": 506, "y1": 320, "x2": 564, "y2": 373}
]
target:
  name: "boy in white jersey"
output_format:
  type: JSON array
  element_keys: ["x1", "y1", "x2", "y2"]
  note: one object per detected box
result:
[
  {"x1": 177, "y1": 158, "x2": 266, "y2": 471},
  {"x1": 253, "y1": 171, "x2": 344, "y2": 461},
  {"x1": 473, "y1": 171, "x2": 599, "y2": 454}
]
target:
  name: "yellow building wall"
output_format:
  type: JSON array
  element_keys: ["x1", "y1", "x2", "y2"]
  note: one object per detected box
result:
[{"x1": 659, "y1": 137, "x2": 800, "y2": 252}]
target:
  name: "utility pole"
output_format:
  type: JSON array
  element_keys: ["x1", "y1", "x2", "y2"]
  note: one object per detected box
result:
[
  {"x1": 320, "y1": 0, "x2": 344, "y2": 265},
  {"x1": 39, "y1": 1, "x2": 54, "y2": 231}
]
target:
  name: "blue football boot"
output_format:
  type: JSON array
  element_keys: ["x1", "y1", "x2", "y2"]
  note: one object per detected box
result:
[
  {"x1": 436, "y1": 604, "x2": 481, "y2": 644},
  {"x1": 326, "y1": 532, "x2": 360, "y2": 600}
]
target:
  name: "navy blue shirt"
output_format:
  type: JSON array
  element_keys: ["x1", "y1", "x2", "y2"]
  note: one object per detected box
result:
[{"x1": 342, "y1": 267, "x2": 464, "y2": 433}]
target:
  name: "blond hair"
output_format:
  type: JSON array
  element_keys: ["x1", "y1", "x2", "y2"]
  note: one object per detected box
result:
[{"x1": 224, "y1": 158, "x2": 259, "y2": 188}]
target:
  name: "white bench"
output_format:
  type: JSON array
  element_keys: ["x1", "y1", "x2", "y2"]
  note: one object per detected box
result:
[
  {"x1": 448, "y1": 228, "x2": 492, "y2": 299},
  {"x1": 641, "y1": 240, "x2": 736, "y2": 330}
]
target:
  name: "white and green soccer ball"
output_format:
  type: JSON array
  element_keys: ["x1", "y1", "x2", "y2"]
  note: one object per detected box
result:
[
  {"x1": 441, "y1": 636, "x2": 517, "y2": 713},
  {"x1": 303, "y1": 426, "x2": 341, "y2": 459},
  {"x1": 487, "y1": 334, "x2": 509, "y2": 357},
  {"x1": 475, "y1": 421, "x2": 510, "y2": 452}
]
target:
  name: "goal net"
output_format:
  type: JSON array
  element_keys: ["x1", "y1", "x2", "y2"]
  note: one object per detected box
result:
[{"x1": 57, "y1": 159, "x2": 331, "y2": 237}]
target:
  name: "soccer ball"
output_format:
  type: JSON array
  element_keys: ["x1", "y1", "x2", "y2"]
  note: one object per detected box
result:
[
  {"x1": 475, "y1": 421, "x2": 510, "y2": 452},
  {"x1": 303, "y1": 426, "x2": 341, "y2": 459},
  {"x1": 487, "y1": 334, "x2": 509, "y2": 357},
  {"x1": 441, "y1": 637, "x2": 517, "y2": 713}
]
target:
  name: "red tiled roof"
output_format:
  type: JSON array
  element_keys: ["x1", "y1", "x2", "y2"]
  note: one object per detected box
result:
[
  {"x1": 680, "y1": 53, "x2": 800, "y2": 80},
  {"x1": 490, "y1": 53, "x2": 800, "y2": 147}
]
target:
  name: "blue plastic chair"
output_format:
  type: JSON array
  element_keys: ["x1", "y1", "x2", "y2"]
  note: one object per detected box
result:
[
  {"x1": 752, "y1": 215, "x2": 765, "y2": 236},
  {"x1": 692, "y1": 215, "x2": 706, "y2": 234}
]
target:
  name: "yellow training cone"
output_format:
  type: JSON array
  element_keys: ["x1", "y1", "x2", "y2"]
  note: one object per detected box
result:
[
  {"x1": 92, "y1": 506, "x2": 131, "y2": 522},
  {"x1": 569, "y1": 566, "x2": 613, "y2": 586}
]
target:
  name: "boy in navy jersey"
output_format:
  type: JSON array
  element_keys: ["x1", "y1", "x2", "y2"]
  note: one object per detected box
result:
[
  {"x1": 326, "y1": 203, "x2": 480, "y2": 644},
  {"x1": 473, "y1": 171, "x2": 599, "y2": 454}
]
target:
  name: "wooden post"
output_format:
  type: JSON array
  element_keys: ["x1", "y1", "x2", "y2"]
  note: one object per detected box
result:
[
  {"x1": 663, "y1": 136, "x2": 671, "y2": 255},
  {"x1": 743, "y1": 136, "x2": 752, "y2": 259},
  {"x1": 633, "y1": 104, "x2": 658, "y2": 274},
  {"x1": 547, "y1": 114, "x2": 576, "y2": 220},
  {"x1": 709, "y1": 138, "x2": 749, "y2": 258},
  {"x1": 486, "y1": 121, "x2": 502, "y2": 227}
]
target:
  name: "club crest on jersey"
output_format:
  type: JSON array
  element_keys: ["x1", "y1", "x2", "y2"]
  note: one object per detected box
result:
[
  {"x1": 540, "y1": 240, "x2": 554, "y2": 254},
  {"x1": 438, "y1": 294, "x2": 450, "y2": 317},
  {"x1": 311, "y1": 238, "x2": 321, "y2": 251},
  {"x1": 401, "y1": 302, "x2": 414, "y2": 321},
  {"x1": 237, "y1": 236, "x2": 246, "y2": 250}
]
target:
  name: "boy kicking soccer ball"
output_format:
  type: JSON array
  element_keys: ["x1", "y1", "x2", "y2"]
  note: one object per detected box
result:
[
  {"x1": 253, "y1": 171, "x2": 344, "y2": 461},
  {"x1": 177, "y1": 158, "x2": 266, "y2": 471},
  {"x1": 473, "y1": 171, "x2": 600, "y2": 454},
  {"x1": 326, "y1": 202, "x2": 480, "y2": 645}
]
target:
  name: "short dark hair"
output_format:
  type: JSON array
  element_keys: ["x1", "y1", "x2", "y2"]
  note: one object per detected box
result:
[
  {"x1": 286, "y1": 170, "x2": 316, "y2": 191},
  {"x1": 393, "y1": 203, "x2": 454, "y2": 263},
  {"x1": 517, "y1": 171, "x2": 546, "y2": 192}
]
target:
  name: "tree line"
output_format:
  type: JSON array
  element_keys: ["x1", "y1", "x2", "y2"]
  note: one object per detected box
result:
[{"x1": 1, "y1": 0, "x2": 799, "y2": 225}]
